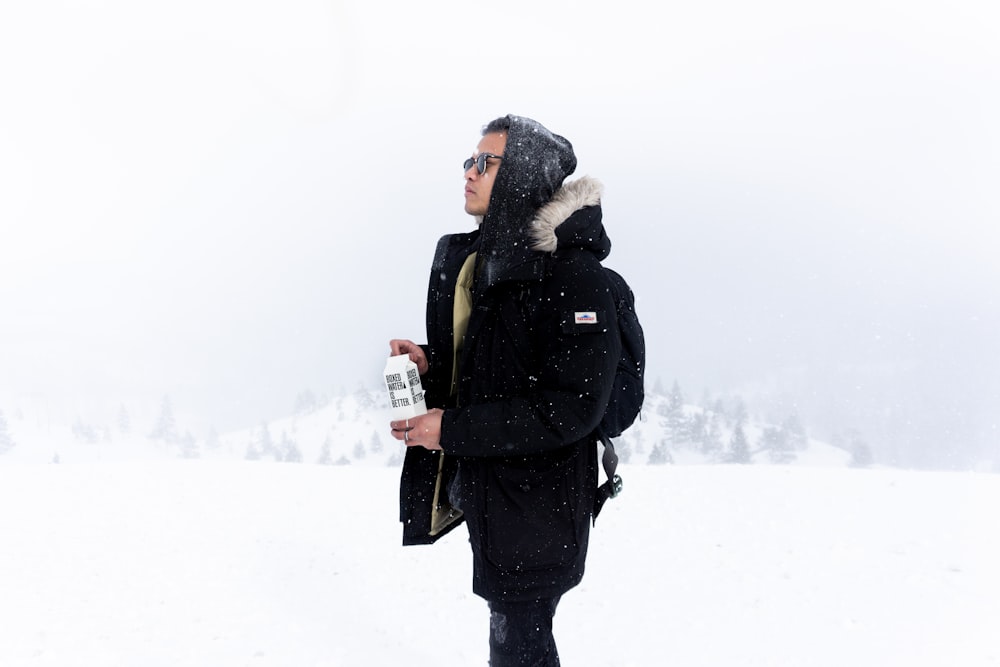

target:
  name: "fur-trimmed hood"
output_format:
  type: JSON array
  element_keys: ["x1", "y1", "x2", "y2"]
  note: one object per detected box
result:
[{"x1": 529, "y1": 175, "x2": 606, "y2": 254}]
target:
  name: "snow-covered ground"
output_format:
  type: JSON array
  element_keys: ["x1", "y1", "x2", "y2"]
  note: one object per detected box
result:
[{"x1": 1, "y1": 461, "x2": 998, "y2": 666}]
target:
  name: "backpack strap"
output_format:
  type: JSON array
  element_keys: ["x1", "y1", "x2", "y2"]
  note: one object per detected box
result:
[{"x1": 593, "y1": 426, "x2": 623, "y2": 524}]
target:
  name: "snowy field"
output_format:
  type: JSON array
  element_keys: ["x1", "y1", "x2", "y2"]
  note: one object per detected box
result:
[{"x1": 1, "y1": 461, "x2": 998, "y2": 666}]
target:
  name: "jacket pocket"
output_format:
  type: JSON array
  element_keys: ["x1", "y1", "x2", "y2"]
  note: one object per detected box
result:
[{"x1": 483, "y1": 456, "x2": 580, "y2": 572}]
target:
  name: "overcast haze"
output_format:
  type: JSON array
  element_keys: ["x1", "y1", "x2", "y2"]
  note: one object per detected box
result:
[{"x1": 1, "y1": 0, "x2": 998, "y2": 468}]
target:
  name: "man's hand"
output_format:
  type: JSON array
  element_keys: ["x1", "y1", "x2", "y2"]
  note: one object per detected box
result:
[
  {"x1": 390, "y1": 408, "x2": 444, "y2": 451},
  {"x1": 389, "y1": 339, "x2": 429, "y2": 375}
]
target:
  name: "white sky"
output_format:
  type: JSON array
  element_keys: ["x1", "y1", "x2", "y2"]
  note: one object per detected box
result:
[{"x1": 1, "y1": 0, "x2": 998, "y2": 462}]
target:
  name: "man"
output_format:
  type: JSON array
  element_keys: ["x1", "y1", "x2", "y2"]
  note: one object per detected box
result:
[{"x1": 389, "y1": 115, "x2": 620, "y2": 666}]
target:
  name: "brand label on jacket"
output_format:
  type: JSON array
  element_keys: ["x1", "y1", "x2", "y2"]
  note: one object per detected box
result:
[{"x1": 574, "y1": 311, "x2": 598, "y2": 324}]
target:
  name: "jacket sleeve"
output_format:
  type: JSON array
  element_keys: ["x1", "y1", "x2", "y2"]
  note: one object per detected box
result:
[{"x1": 440, "y1": 255, "x2": 620, "y2": 457}]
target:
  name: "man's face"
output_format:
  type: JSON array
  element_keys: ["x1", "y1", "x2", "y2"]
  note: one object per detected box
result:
[{"x1": 464, "y1": 132, "x2": 507, "y2": 217}]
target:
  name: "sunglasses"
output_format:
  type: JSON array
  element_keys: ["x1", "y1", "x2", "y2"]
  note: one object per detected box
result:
[{"x1": 463, "y1": 153, "x2": 503, "y2": 174}]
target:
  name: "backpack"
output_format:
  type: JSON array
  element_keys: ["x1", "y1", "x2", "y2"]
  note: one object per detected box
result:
[
  {"x1": 517, "y1": 255, "x2": 645, "y2": 521},
  {"x1": 593, "y1": 266, "x2": 645, "y2": 522},
  {"x1": 598, "y1": 267, "x2": 646, "y2": 439}
]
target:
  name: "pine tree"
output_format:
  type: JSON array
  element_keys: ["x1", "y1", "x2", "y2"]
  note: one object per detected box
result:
[
  {"x1": 245, "y1": 440, "x2": 261, "y2": 460},
  {"x1": 701, "y1": 413, "x2": 724, "y2": 458},
  {"x1": 283, "y1": 435, "x2": 303, "y2": 463},
  {"x1": 648, "y1": 440, "x2": 673, "y2": 465},
  {"x1": 180, "y1": 431, "x2": 199, "y2": 459},
  {"x1": 150, "y1": 396, "x2": 179, "y2": 443},
  {"x1": 204, "y1": 426, "x2": 220, "y2": 450},
  {"x1": 117, "y1": 404, "x2": 131, "y2": 435},
  {"x1": 256, "y1": 422, "x2": 277, "y2": 460},
  {"x1": 761, "y1": 426, "x2": 795, "y2": 464},
  {"x1": 317, "y1": 435, "x2": 334, "y2": 465},
  {"x1": 72, "y1": 418, "x2": 97, "y2": 444},
  {"x1": 782, "y1": 414, "x2": 808, "y2": 451},
  {"x1": 294, "y1": 389, "x2": 318, "y2": 415},
  {"x1": 0, "y1": 409, "x2": 15, "y2": 455},
  {"x1": 668, "y1": 380, "x2": 684, "y2": 413},
  {"x1": 686, "y1": 411, "x2": 708, "y2": 446},
  {"x1": 631, "y1": 428, "x2": 645, "y2": 456},
  {"x1": 354, "y1": 384, "x2": 375, "y2": 411},
  {"x1": 728, "y1": 396, "x2": 748, "y2": 429},
  {"x1": 275, "y1": 431, "x2": 302, "y2": 462},
  {"x1": 728, "y1": 424, "x2": 751, "y2": 464},
  {"x1": 660, "y1": 380, "x2": 686, "y2": 444},
  {"x1": 353, "y1": 439, "x2": 366, "y2": 460},
  {"x1": 848, "y1": 429, "x2": 874, "y2": 468},
  {"x1": 277, "y1": 430, "x2": 292, "y2": 461},
  {"x1": 386, "y1": 446, "x2": 404, "y2": 467}
]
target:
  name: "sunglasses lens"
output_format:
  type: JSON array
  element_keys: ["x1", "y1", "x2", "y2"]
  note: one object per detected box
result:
[{"x1": 465, "y1": 154, "x2": 499, "y2": 174}]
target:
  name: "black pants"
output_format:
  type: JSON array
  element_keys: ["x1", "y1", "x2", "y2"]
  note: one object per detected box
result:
[{"x1": 488, "y1": 596, "x2": 561, "y2": 667}]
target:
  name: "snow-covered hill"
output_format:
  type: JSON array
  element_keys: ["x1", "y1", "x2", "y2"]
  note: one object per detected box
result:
[
  {"x1": 0, "y1": 388, "x2": 856, "y2": 469},
  {"x1": 0, "y1": 462, "x2": 997, "y2": 666}
]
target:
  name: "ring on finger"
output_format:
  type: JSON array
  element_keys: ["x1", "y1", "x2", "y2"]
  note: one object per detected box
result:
[{"x1": 404, "y1": 430, "x2": 409, "y2": 443}]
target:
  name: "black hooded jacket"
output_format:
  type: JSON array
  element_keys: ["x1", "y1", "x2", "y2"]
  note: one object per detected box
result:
[{"x1": 399, "y1": 116, "x2": 620, "y2": 602}]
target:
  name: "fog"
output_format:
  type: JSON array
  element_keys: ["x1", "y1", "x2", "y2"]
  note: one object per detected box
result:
[{"x1": 1, "y1": 0, "x2": 997, "y2": 469}]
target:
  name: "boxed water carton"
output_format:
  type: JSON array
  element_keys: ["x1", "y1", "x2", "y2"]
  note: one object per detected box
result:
[{"x1": 384, "y1": 354, "x2": 428, "y2": 420}]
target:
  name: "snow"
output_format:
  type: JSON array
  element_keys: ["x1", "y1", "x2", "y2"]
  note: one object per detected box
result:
[
  {"x1": 0, "y1": 388, "x2": 860, "y2": 469},
  {"x1": 2, "y1": 461, "x2": 998, "y2": 666}
]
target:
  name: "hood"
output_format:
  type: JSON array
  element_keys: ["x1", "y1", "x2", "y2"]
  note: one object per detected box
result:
[
  {"x1": 475, "y1": 115, "x2": 578, "y2": 293},
  {"x1": 529, "y1": 175, "x2": 609, "y2": 260}
]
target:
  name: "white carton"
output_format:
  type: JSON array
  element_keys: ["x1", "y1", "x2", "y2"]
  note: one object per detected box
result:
[{"x1": 384, "y1": 354, "x2": 428, "y2": 420}]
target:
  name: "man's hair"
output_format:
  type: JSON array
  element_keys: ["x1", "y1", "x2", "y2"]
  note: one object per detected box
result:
[{"x1": 482, "y1": 116, "x2": 511, "y2": 135}]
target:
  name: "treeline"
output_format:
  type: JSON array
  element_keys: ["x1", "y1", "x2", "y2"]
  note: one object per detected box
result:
[
  {"x1": 618, "y1": 380, "x2": 873, "y2": 467},
  {"x1": 1, "y1": 383, "x2": 874, "y2": 468}
]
